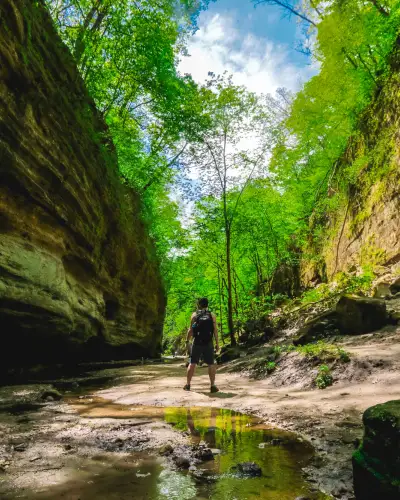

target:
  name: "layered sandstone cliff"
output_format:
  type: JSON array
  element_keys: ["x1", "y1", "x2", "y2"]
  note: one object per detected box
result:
[
  {"x1": 303, "y1": 39, "x2": 400, "y2": 284},
  {"x1": 0, "y1": 0, "x2": 165, "y2": 367}
]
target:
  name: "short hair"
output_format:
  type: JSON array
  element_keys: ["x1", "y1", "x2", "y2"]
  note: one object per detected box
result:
[{"x1": 198, "y1": 297, "x2": 208, "y2": 308}]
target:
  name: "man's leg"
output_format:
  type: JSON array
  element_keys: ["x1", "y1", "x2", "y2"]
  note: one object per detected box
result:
[
  {"x1": 184, "y1": 344, "x2": 200, "y2": 390},
  {"x1": 208, "y1": 364, "x2": 217, "y2": 386},
  {"x1": 204, "y1": 343, "x2": 218, "y2": 392},
  {"x1": 187, "y1": 363, "x2": 196, "y2": 385}
]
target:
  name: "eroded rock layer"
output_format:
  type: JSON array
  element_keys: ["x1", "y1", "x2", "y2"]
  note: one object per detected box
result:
[{"x1": 0, "y1": 0, "x2": 165, "y2": 367}]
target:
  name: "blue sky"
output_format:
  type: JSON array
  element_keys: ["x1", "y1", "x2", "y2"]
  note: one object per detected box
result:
[{"x1": 179, "y1": 0, "x2": 316, "y2": 95}]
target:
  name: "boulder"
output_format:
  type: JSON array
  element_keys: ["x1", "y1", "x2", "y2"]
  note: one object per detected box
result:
[
  {"x1": 336, "y1": 295, "x2": 387, "y2": 335},
  {"x1": 390, "y1": 277, "x2": 400, "y2": 295},
  {"x1": 373, "y1": 282, "x2": 392, "y2": 299},
  {"x1": 193, "y1": 446, "x2": 214, "y2": 461},
  {"x1": 293, "y1": 310, "x2": 339, "y2": 346},
  {"x1": 216, "y1": 347, "x2": 241, "y2": 364},
  {"x1": 353, "y1": 400, "x2": 400, "y2": 499},
  {"x1": 270, "y1": 262, "x2": 301, "y2": 298}
]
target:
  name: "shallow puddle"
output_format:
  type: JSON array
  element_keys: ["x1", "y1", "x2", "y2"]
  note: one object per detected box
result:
[{"x1": 64, "y1": 398, "x2": 326, "y2": 500}]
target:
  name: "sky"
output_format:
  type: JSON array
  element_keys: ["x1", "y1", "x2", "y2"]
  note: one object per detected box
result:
[
  {"x1": 178, "y1": 0, "x2": 317, "y2": 95},
  {"x1": 174, "y1": 0, "x2": 318, "y2": 226}
]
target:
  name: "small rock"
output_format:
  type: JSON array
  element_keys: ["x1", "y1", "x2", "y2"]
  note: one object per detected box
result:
[
  {"x1": 159, "y1": 444, "x2": 173, "y2": 456},
  {"x1": 236, "y1": 462, "x2": 262, "y2": 476},
  {"x1": 194, "y1": 447, "x2": 214, "y2": 461},
  {"x1": 14, "y1": 443, "x2": 27, "y2": 452},
  {"x1": 40, "y1": 389, "x2": 62, "y2": 401},
  {"x1": 210, "y1": 448, "x2": 221, "y2": 455},
  {"x1": 174, "y1": 455, "x2": 190, "y2": 469}
]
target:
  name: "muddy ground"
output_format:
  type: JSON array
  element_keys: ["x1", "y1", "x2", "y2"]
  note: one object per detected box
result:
[{"x1": 0, "y1": 326, "x2": 399, "y2": 499}]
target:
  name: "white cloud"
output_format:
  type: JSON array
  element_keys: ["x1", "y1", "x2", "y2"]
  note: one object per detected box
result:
[{"x1": 178, "y1": 13, "x2": 315, "y2": 95}]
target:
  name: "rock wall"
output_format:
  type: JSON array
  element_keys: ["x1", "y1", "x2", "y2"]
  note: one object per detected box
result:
[
  {"x1": 0, "y1": 0, "x2": 165, "y2": 367},
  {"x1": 302, "y1": 39, "x2": 400, "y2": 284}
]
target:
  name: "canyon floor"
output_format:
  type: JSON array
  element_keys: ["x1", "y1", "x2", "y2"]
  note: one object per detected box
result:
[{"x1": 0, "y1": 327, "x2": 399, "y2": 499}]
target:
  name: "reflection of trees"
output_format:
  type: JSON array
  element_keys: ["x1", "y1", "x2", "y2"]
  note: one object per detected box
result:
[{"x1": 165, "y1": 407, "x2": 317, "y2": 498}]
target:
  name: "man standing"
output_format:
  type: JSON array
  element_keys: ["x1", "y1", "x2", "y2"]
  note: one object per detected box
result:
[{"x1": 184, "y1": 298, "x2": 220, "y2": 393}]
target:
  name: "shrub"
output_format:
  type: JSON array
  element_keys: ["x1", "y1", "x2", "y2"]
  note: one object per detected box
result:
[
  {"x1": 266, "y1": 361, "x2": 276, "y2": 373},
  {"x1": 296, "y1": 341, "x2": 350, "y2": 363},
  {"x1": 315, "y1": 364, "x2": 333, "y2": 389}
]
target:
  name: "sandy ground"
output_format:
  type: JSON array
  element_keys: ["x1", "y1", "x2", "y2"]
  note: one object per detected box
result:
[{"x1": 0, "y1": 327, "x2": 399, "y2": 499}]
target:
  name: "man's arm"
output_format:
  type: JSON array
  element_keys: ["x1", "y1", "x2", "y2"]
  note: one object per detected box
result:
[
  {"x1": 212, "y1": 313, "x2": 220, "y2": 351},
  {"x1": 186, "y1": 313, "x2": 195, "y2": 346}
]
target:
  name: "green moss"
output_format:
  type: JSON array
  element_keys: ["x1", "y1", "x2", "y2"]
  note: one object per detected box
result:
[{"x1": 360, "y1": 235, "x2": 387, "y2": 269}]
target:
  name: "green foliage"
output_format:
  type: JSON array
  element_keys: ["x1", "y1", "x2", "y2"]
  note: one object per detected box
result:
[
  {"x1": 266, "y1": 361, "x2": 277, "y2": 373},
  {"x1": 47, "y1": 0, "x2": 213, "y2": 267},
  {"x1": 270, "y1": 0, "x2": 400, "y2": 255},
  {"x1": 296, "y1": 341, "x2": 351, "y2": 363},
  {"x1": 46, "y1": 0, "x2": 400, "y2": 352},
  {"x1": 315, "y1": 365, "x2": 334, "y2": 389}
]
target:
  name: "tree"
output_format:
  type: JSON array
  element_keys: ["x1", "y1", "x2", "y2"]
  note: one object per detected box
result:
[{"x1": 182, "y1": 75, "x2": 276, "y2": 345}]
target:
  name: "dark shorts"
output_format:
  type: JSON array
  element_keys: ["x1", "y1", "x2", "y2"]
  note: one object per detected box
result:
[{"x1": 190, "y1": 342, "x2": 215, "y2": 365}]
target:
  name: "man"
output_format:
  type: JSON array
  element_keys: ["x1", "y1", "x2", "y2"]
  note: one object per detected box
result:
[{"x1": 183, "y1": 297, "x2": 220, "y2": 393}]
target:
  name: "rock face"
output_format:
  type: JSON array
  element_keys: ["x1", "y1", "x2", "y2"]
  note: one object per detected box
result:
[
  {"x1": 293, "y1": 310, "x2": 339, "y2": 346},
  {"x1": 270, "y1": 262, "x2": 301, "y2": 298},
  {"x1": 335, "y1": 295, "x2": 387, "y2": 334},
  {"x1": 0, "y1": 0, "x2": 165, "y2": 368},
  {"x1": 301, "y1": 41, "x2": 400, "y2": 284},
  {"x1": 353, "y1": 400, "x2": 400, "y2": 500}
]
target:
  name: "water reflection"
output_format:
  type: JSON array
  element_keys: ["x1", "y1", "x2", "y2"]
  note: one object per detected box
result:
[
  {"x1": 24, "y1": 400, "x2": 325, "y2": 500},
  {"x1": 163, "y1": 407, "x2": 320, "y2": 500}
]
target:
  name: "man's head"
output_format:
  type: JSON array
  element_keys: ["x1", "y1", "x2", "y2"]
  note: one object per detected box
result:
[{"x1": 198, "y1": 297, "x2": 208, "y2": 309}]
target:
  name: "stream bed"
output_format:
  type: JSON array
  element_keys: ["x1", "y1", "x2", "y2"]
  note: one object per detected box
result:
[
  {"x1": 61, "y1": 397, "x2": 326, "y2": 500},
  {"x1": 0, "y1": 364, "x2": 328, "y2": 499}
]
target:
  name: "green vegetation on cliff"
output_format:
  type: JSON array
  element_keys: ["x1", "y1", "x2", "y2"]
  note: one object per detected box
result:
[{"x1": 44, "y1": 0, "x2": 400, "y2": 348}]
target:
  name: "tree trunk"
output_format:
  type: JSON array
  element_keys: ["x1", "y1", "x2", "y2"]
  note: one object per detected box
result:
[
  {"x1": 217, "y1": 262, "x2": 225, "y2": 344},
  {"x1": 225, "y1": 228, "x2": 236, "y2": 346}
]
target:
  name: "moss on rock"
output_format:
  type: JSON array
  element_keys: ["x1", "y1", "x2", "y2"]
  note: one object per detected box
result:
[{"x1": 353, "y1": 400, "x2": 400, "y2": 499}]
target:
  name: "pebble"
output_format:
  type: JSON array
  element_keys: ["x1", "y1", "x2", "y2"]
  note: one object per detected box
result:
[{"x1": 14, "y1": 443, "x2": 27, "y2": 452}]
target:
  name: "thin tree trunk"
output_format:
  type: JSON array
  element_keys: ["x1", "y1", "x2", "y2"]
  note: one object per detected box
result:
[
  {"x1": 225, "y1": 227, "x2": 235, "y2": 346},
  {"x1": 369, "y1": 0, "x2": 389, "y2": 16},
  {"x1": 217, "y1": 262, "x2": 225, "y2": 344}
]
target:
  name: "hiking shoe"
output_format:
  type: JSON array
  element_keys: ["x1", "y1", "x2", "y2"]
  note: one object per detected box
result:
[
  {"x1": 183, "y1": 384, "x2": 191, "y2": 391},
  {"x1": 210, "y1": 385, "x2": 219, "y2": 393}
]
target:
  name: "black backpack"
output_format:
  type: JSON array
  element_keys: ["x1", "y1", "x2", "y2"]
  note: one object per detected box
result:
[{"x1": 192, "y1": 310, "x2": 214, "y2": 344}]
